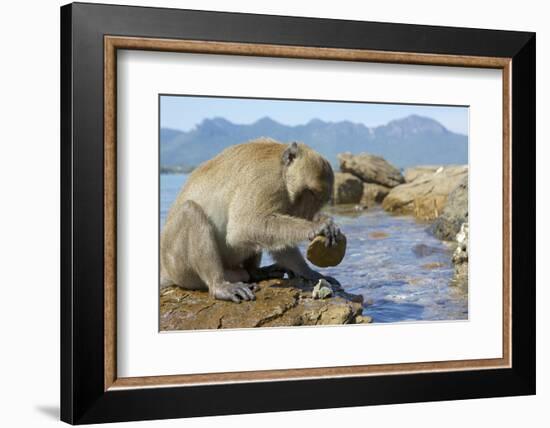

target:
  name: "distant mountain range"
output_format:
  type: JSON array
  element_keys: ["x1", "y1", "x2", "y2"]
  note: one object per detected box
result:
[{"x1": 160, "y1": 114, "x2": 468, "y2": 170}]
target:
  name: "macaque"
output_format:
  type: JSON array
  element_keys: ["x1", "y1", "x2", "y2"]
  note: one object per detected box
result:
[{"x1": 160, "y1": 139, "x2": 341, "y2": 303}]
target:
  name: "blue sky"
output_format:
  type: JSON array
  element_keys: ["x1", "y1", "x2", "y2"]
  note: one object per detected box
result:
[{"x1": 160, "y1": 95, "x2": 468, "y2": 135}]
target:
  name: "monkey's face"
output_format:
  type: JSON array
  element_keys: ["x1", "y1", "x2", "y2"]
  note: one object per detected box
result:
[{"x1": 283, "y1": 142, "x2": 334, "y2": 216}]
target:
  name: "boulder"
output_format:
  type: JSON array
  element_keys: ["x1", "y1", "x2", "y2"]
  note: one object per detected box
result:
[
  {"x1": 404, "y1": 165, "x2": 442, "y2": 182},
  {"x1": 338, "y1": 152, "x2": 404, "y2": 188},
  {"x1": 382, "y1": 165, "x2": 467, "y2": 221},
  {"x1": 333, "y1": 172, "x2": 363, "y2": 204},
  {"x1": 431, "y1": 175, "x2": 468, "y2": 241},
  {"x1": 361, "y1": 182, "x2": 391, "y2": 205},
  {"x1": 160, "y1": 278, "x2": 364, "y2": 330}
]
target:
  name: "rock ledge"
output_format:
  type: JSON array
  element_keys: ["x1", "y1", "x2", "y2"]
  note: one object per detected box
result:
[{"x1": 160, "y1": 278, "x2": 367, "y2": 330}]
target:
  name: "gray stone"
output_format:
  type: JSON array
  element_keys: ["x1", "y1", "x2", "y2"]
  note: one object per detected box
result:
[{"x1": 312, "y1": 279, "x2": 333, "y2": 299}]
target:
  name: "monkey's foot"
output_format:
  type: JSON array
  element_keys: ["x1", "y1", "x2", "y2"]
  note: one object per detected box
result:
[
  {"x1": 248, "y1": 264, "x2": 288, "y2": 282},
  {"x1": 211, "y1": 282, "x2": 259, "y2": 303}
]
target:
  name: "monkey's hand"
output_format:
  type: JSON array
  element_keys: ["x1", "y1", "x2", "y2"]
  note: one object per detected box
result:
[
  {"x1": 308, "y1": 217, "x2": 342, "y2": 247},
  {"x1": 211, "y1": 282, "x2": 259, "y2": 303}
]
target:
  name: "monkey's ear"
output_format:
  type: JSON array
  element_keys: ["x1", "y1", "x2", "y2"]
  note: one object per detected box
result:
[{"x1": 282, "y1": 142, "x2": 299, "y2": 166}]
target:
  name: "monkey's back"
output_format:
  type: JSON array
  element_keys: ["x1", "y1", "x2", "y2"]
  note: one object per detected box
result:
[{"x1": 166, "y1": 140, "x2": 288, "y2": 233}]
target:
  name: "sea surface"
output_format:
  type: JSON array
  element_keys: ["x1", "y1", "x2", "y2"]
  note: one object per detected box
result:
[{"x1": 161, "y1": 173, "x2": 468, "y2": 323}]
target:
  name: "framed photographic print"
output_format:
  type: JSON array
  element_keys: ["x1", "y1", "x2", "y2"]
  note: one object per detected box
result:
[{"x1": 60, "y1": 2, "x2": 536, "y2": 424}]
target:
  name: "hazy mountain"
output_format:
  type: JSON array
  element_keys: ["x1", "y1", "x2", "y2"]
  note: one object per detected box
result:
[{"x1": 160, "y1": 114, "x2": 468, "y2": 170}]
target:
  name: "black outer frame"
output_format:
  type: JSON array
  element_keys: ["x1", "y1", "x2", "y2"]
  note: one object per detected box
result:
[{"x1": 60, "y1": 2, "x2": 535, "y2": 424}]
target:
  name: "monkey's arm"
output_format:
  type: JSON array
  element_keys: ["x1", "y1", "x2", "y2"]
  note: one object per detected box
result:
[{"x1": 229, "y1": 213, "x2": 337, "y2": 251}]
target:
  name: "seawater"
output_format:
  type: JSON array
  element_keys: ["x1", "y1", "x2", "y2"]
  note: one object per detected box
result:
[{"x1": 160, "y1": 173, "x2": 468, "y2": 323}]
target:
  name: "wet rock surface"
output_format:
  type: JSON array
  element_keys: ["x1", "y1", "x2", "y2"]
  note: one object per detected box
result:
[
  {"x1": 160, "y1": 278, "x2": 365, "y2": 331},
  {"x1": 431, "y1": 175, "x2": 468, "y2": 241},
  {"x1": 382, "y1": 165, "x2": 468, "y2": 221},
  {"x1": 338, "y1": 152, "x2": 404, "y2": 188}
]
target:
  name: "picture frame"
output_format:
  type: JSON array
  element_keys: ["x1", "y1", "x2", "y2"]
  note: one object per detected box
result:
[{"x1": 60, "y1": 2, "x2": 535, "y2": 424}]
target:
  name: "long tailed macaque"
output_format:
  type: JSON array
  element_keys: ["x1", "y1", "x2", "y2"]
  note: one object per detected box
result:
[{"x1": 160, "y1": 139, "x2": 341, "y2": 303}]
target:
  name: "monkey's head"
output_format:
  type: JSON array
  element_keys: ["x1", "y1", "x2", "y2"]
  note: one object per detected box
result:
[{"x1": 282, "y1": 142, "x2": 334, "y2": 215}]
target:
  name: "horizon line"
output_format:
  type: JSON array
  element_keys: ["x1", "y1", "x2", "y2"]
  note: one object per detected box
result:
[{"x1": 161, "y1": 113, "x2": 467, "y2": 136}]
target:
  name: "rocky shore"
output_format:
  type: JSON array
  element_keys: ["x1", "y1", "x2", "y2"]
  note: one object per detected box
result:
[
  {"x1": 160, "y1": 150, "x2": 469, "y2": 330},
  {"x1": 160, "y1": 278, "x2": 370, "y2": 331},
  {"x1": 382, "y1": 165, "x2": 467, "y2": 221},
  {"x1": 331, "y1": 152, "x2": 469, "y2": 288}
]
